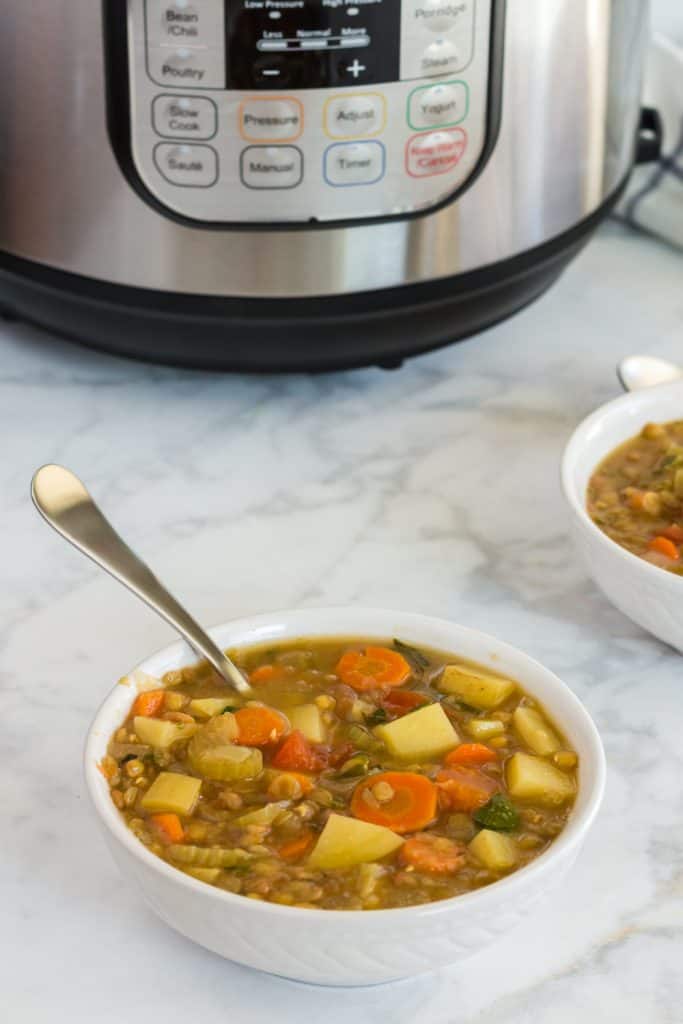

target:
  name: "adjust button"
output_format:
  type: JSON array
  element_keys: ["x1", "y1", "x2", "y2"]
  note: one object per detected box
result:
[
  {"x1": 324, "y1": 142, "x2": 386, "y2": 187},
  {"x1": 324, "y1": 94, "x2": 387, "y2": 139},
  {"x1": 405, "y1": 128, "x2": 467, "y2": 177},
  {"x1": 152, "y1": 95, "x2": 217, "y2": 139},
  {"x1": 239, "y1": 98, "x2": 303, "y2": 142},
  {"x1": 153, "y1": 143, "x2": 218, "y2": 187},
  {"x1": 240, "y1": 146, "x2": 303, "y2": 189},
  {"x1": 408, "y1": 81, "x2": 468, "y2": 130}
]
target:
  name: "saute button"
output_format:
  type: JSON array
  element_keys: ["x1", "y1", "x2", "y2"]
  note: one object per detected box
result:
[
  {"x1": 405, "y1": 129, "x2": 467, "y2": 177},
  {"x1": 324, "y1": 142, "x2": 386, "y2": 186},
  {"x1": 408, "y1": 81, "x2": 468, "y2": 129},
  {"x1": 420, "y1": 39, "x2": 462, "y2": 77},
  {"x1": 153, "y1": 143, "x2": 218, "y2": 186},
  {"x1": 240, "y1": 146, "x2": 303, "y2": 189},
  {"x1": 410, "y1": 0, "x2": 471, "y2": 33},
  {"x1": 152, "y1": 95, "x2": 218, "y2": 139},
  {"x1": 324, "y1": 94, "x2": 386, "y2": 139},
  {"x1": 239, "y1": 99, "x2": 303, "y2": 142}
]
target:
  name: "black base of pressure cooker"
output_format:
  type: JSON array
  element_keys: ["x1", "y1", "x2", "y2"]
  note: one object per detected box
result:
[{"x1": 0, "y1": 181, "x2": 625, "y2": 373}]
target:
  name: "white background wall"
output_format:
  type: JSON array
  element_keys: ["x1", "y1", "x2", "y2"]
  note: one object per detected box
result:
[{"x1": 652, "y1": 0, "x2": 683, "y2": 43}]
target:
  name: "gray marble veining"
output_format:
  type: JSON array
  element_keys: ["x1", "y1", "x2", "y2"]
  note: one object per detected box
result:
[{"x1": 1, "y1": 221, "x2": 682, "y2": 1021}]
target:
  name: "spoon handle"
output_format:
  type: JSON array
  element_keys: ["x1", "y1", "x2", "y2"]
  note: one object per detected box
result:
[{"x1": 31, "y1": 465, "x2": 250, "y2": 694}]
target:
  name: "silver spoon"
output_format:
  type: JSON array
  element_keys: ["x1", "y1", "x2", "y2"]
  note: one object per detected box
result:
[
  {"x1": 617, "y1": 355, "x2": 682, "y2": 392},
  {"x1": 31, "y1": 464, "x2": 251, "y2": 694}
]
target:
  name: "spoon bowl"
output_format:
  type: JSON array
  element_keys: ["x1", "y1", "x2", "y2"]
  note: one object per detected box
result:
[{"x1": 617, "y1": 354, "x2": 682, "y2": 392}]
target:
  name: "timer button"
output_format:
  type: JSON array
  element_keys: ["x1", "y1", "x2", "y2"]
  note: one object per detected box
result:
[
  {"x1": 324, "y1": 142, "x2": 386, "y2": 187},
  {"x1": 324, "y1": 94, "x2": 387, "y2": 140}
]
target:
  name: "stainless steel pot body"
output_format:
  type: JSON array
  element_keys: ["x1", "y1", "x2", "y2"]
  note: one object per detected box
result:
[{"x1": 0, "y1": 0, "x2": 648, "y2": 299}]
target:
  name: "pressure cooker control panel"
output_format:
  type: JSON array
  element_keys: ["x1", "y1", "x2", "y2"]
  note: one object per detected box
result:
[{"x1": 123, "y1": 0, "x2": 497, "y2": 224}]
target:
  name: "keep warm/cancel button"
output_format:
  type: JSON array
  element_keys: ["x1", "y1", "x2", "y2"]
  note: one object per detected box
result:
[
  {"x1": 240, "y1": 146, "x2": 303, "y2": 189},
  {"x1": 405, "y1": 128, "x2": 467, "y2": 177}
]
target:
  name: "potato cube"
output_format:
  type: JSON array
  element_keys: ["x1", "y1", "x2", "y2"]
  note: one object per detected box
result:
[
  {"x1": 506, "y1": 752, "x2": 575, "y2": 806},
  {"x1": 513, "y1": 707, "x2": 561, "y2": 756},
  {"x1": 189, "y1": 698, "x2": 238, "y2": 720},
  {"x1": 308, "y1": 813, "x2": 403, "y2": 870},
  {"x1": 140, "y1": 772, "x2": 201, "y2": 815},
  {"x1": 133, "y1": 716, "x2": 197, "y2": 749},
  {"x1": 374, "y1": 703, "x2": 459, "y2": 761},
  {"x1": 439, "y1": 665, "x2": 516, "y2": 709},
  {"x1": 288, "y1": 704, "x2": 325, "y2": 743},
  {"x1": 469, "y1": 829, "x2": 518, "y2": 871},
  {"x1": 466, "y1": 719, "x2": 505, "y2": 741}
]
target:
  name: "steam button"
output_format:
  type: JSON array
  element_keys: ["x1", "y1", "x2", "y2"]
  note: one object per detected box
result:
[{"x1": 420, "y1": 39, "x2": 461, "y2": 77}]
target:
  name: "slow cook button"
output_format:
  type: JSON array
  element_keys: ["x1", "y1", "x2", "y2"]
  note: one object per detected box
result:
[
  {"x1": 152, "y1": 95, "x2": 217, "y2": 139},
  {"x1": 239, "y1": 98, "x2": 303, "y2": 142},
  {"x1": 324, "y1": 142, "x2": 386, "y2": 187},
  {"x1": 405, "y1": 128, "x2": 467, "y2": 177},
  {"x1": 153, "y1": 142, "x2": 218, "y2": 186},
  {"x1": 408, "y1": 81, "x2": 468, "y2": 129},
  {"x1": 240, "y1": 146, "x2": 303, "y2": 189},
  {"x1": 411, "y1": 0, "x2": 471, "y2": 33},
  {"x1": 324, "y1": 93, "x2": 387, "y2": 139},
  {"x1": 420, "y1": 38, "x2": 462, "y2": 77}
]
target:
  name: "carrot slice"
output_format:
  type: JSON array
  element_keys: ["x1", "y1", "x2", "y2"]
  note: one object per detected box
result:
[
  {"x1": 272, "y1": 730, "x2": 324, "y2": 772},
  {"x1": 335, "y1": 647, "x2": 412, "y2": 692},
  {"x1": 444, "y1": 743, "x2": 497, "y2": 767},
  {"x1": 436, "y1": 767, "x2": 499, "y2": 812},
  {"x1": 350, "y1": 771, "x2": 437, "y2": 834},
  {"x1": 662, "y1": 524, "x2": 683, "y2": 543},
  {"x1": 382, "y1": 690, "x2": 430, "y2": 717},
  {"x1": 150, "y1": 813, "x2": 185, "y2": 844},
  {"x1": 648, "y1": 535, "x2": 679, "y2": 559},
  {"x1": 399, "y1": 833, "x2": 465, "y2": 874},
  {"x1": 278, "y1": 830, "x2": 315, "y2": 861},
  {"x1": 250, "y1": 664, "x2": 277, "y2": 684},
  {"x1": 132, "y1": 690, "x2": 165, "y2": 717},
  {"x1": 234, "y1": 706, "x2": 288, "y2": 747}
]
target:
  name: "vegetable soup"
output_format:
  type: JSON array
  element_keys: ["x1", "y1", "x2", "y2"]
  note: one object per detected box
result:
[
  {"x1": 102, "y1": 638, "x2": 578, "y2": 911},
  {"x1": 588, "y1": 419, "x2": 683, "y2": 573}
]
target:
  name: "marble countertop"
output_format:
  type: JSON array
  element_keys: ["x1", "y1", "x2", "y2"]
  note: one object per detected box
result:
[{"x1": 3, "y1": 222, "x2": 682, "y2": 1022}]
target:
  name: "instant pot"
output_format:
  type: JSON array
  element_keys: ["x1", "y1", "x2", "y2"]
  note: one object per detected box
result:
[{"x1": 0, "y1": 1, "x2": 661, "y2": 371}]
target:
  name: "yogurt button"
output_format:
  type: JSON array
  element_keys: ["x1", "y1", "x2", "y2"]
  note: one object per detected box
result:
[{"x1": 408, "y1": 82, "x2": 468, "y2": 129}]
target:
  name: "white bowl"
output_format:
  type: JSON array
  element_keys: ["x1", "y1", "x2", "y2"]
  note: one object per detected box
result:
[
  {"x1": 562, "y1": 380, "x2": 683, "y2": 652},
  {"x1": 85, "y1": 607, "x2": 605, "y2": 986}
]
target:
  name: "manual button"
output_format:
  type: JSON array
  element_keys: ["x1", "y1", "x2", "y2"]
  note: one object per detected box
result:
[
  {"x1": 324, "y1": 93, "x2": 387, "y2": 139},
  {"x1": 154, "y1": 142, "x2": 218, "y2": 187},
  {"x1": 153, "y1": 95, "x2": 217, "y2": 139},
  {"x1": 240, "y1": 146, "x2": 303, "y2": 190}
]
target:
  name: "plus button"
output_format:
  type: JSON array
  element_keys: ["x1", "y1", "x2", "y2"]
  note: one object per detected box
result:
[{"x1": 346, "y1": 58, "x2": 366, "y2": 78}]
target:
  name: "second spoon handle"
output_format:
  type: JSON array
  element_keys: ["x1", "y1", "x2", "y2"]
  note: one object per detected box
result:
[{"x1": 31, "y1": 465, "x2": 250, "y2": 694}]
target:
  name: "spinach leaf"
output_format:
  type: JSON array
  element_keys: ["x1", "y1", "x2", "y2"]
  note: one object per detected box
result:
[
  {"x1": 393, "y1": 638, "x2": 430, "y2": 672},
  {"x1": 365, "y1": 707, "x2": 389, "y2": 727},
  {"x1": 221, "y1": 706, "x2": 239, "y2": 715},
  {"x1": 473, "y1": 794, "x2": 520, "y2": 832}
]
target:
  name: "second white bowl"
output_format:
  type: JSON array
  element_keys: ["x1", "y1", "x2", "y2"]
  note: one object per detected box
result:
[{"x1": 562, "y1": 379, "x2": 683, "y2": 652}]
